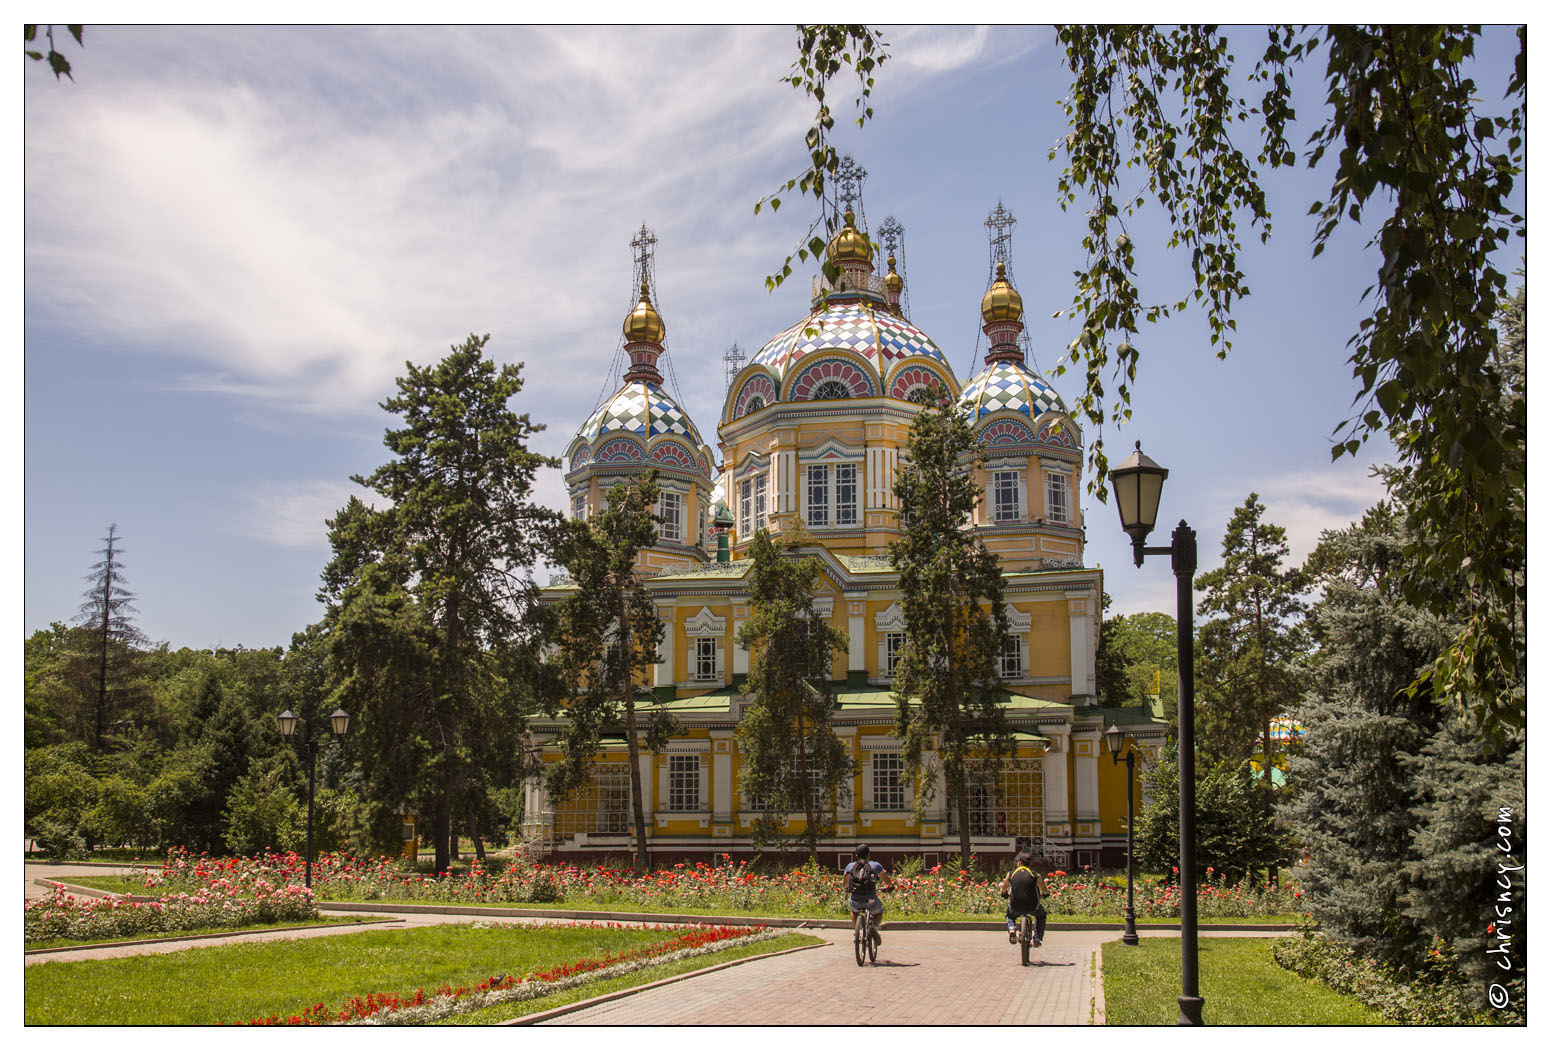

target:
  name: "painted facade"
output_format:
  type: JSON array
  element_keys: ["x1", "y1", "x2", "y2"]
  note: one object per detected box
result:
[{"x1": 531, "y1": 205, "x2": 1164, "y2": 869}]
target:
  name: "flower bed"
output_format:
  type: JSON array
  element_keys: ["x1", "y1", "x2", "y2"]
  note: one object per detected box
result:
[
  {"x1": 128, "y1": 847, "x2": 1301, "y2": 921},
  {"x1": 25, "y1": 881, "x2": 318, "y2": 944},
  {"x1": 238, "y1": 922, "x2": 776, "y2": 1026}
]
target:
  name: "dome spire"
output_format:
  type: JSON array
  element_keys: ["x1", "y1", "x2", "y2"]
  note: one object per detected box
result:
[
  {"x1": 981, "y1": 202, "x2": 1026, "y2": 365},
  {"x1": 878, "y1": 215, "x2": 907, "y2": 316},
  {"x1": 622, "y1": 224, "x2": 666, "y2": 383},
  {"x1": 824, "y1": 157, "x2": 875, "y2": 292}
]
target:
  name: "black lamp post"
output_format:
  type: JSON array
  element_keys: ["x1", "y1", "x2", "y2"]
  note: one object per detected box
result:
[
  {"x1": 277, "y1": 707, "x2": 350, "y2": 888},
  {"x1": 1109, "y1": 441, "x2": 1203, "y2": 1026},
  {"x1": 1105, "y1": 723, "x2": 1141, "y2": 947}
]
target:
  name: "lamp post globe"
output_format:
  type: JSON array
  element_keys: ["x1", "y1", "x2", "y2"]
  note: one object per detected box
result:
[
  {"x1": 1106, "y1": 723, "x2": 1141, "y2": 948},
  {"x1": 1109, "y1": 442, "x2": 1169, "y2": 565},
  {"x1": 277, "y1": 709, "x2": 349, "y2": 889}
]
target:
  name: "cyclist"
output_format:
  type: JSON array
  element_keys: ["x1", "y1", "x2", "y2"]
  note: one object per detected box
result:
[
  {"x1": 998, "y1": 850, "x2": 1047, "y2": 947},
  {"x1": 842, "y1": 843, "x2": 893, "y2": 945}
]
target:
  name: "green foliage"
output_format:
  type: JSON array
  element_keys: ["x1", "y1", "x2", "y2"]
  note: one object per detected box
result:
[
  {"x1": 326, "y1": 333, "x2": 557, "y2": 872},
  {"x1": 24, "y1": 24, "x2": 82, "y2": 80},
  {"x1": 888, "y1": 396, "x2": 1010, "y2": 861},
  {"x1": 1095, "y1": 607, "x2": 1177, "y2": 718},
  {"x1": 1194, "y1": 494, "x2": 1308, "y2": 765},
  {"x1": 222, "y1": 760, "x2": 306, "y2": 855},
  {"x1": 544, "y1": 473, "x2": 674, "y2": 871},
  {"x1": 1133, "y1": 754, "x2": 1292, "y2": 882},
  {"x1": 1049, "y1": 25, "x2": 1525, "y2": 737},
  {"x1": 735, "y1": 530, "x2": 852, "y2": 854},
  {"x1": 757, "y1": 26, "x2": 889, "y2": 291},
  {"x1": 1272, "y1": 933, "x2": 1502, "y2": 1025}
]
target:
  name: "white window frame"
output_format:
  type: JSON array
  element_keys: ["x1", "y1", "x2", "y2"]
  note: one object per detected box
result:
[
  {"x1": 804, "y1": 462, "x2": 859, "y2": 527},
  {"x1": 871, "y1": 752, "x2": 907, "y2": 811},
  {"x1": 694, "y1": 637, "x2": 720, "y2": 682},
  {"x1": 1045, "y1": 470, "x2": 1070, "y2": 525},
  {"x1": 667, "y1": 755, "x2": 701, "y2": 812},
  {"x1": 571, "y1": 491, "x2": 587, "y2": 521},
  {"x1": 1000, "y1": 634, "x2": 1025, "y2": 679},
  {"x1": 754, "y1": 474, "x2": 768, "y2": 532},
  {"x1": 656, "y1": 490, "x2": 683, "y2": 542},
  {"x1": 885, "y1": 632, "x2": 906, "y2": 677},
  {"x1": 993, "y1": 469, "x2": 1023, "y2": 523},
  {"x1": 739, "y1": 478, "x2": 752, "y2": 537}
]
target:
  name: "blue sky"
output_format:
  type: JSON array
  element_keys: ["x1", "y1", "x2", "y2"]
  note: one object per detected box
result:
[{"x1": 20, "y1": 25, "x2": 1526, "y2": 650}]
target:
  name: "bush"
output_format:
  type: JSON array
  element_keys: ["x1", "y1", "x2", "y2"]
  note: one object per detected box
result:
[
  {"x1": 222, "y1": 767, "x2": 304, "y2": 856},
  {"x1": 25, "y1": 882, "x2": 318, "y2": 944},
  {"x1": 30, "y1": 816, "x2": 88, "y2": 861},
  {"x1": 1272, "y1": 931, "x2": 1509, "y2": 1025}
]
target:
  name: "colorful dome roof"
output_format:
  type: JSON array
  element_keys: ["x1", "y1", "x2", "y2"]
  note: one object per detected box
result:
[
  {"x1": 749, "y1": 298, "x2": 949, "y2": 383},
  {"x1": 981, "y1": 262, "x2": 1024, "y2": 324},
  {"x1": 958, "y1": 359, "x2": 1066, "y2": 422},
  {"x1": 577, "y1": 380, "x2": 705, "y2": 448},
  {"x1": 623, "y1": 280, "x2": 666, "y2": 344},
  {"x1": 826, "y1": 209, "x2": 872, "y2": 265}
]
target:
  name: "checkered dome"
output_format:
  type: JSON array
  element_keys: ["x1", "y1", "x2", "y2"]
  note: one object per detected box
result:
[
  {"x1": 958, "y1": 360, "x2": 1067, "y2": 422},
  {"x1": 750, "y1": 300, "x2": 950, "y2": 387},
  {"x1": 577, "y1": 380, "x2": 705, "y2": 448}
]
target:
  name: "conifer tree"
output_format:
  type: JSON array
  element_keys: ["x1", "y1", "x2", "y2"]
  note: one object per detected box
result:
[
  {"x1": 74, "y1": 524, "x2": 149, "y2": 751},
  {"x1": 545, "y1": 474, "x2": 675, "y2": 872},
  {"x1": 889, "y1": 397, "x2": 1009, "y2": 862},
  {"x1": 1194, "y1": 494, "x2": 1308, "y2": 770},
  {"x1": 324, "y1": 334, "x2": 557, "y2": 873},
  {"x1": 735, "y1": 530, "x2": 851, "y2": 857}
]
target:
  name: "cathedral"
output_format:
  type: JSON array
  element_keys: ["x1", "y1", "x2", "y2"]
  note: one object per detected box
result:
[{"x1": 524, "y1": 181, "x2": 1165, "y2": 870}]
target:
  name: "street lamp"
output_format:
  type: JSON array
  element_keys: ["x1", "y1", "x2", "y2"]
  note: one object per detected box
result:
[
  {"x1": 1109, "y1": 441, "x2": 1203, "y2": 1026},
  {"x1": 276, "y1": 708, "x2": 350, "y2": 888},
  {"x1": 1104, "y1": 723, "x2": 1141, "y2": 947}
]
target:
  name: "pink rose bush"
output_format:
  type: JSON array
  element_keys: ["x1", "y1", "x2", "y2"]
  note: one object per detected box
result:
[
  {"x1": 127, "y1": 847, "x2": 1300, "y2": 921},
  {"x1": 25, "y1": 881, "x2": 318, "y2": 944}
]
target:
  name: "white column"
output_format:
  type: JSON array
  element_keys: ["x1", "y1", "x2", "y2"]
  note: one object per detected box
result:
[
  {"x1": 643, "y1": 752, "x2": 658, "y2": 831},
  {"x1": 1042, "y1": 740, "x2": 1070, "y2": 823},
  {"x1": 711, "y1": 732, "x2": 733, "y2": 822},
  {"x1": 1067, "y1": 589, "x2": 1094, "y2": 699},
  {"x1": 1072, "y1": 729, "x2": 1099, "y2": 821},
  {"x1": 732, "y1": 618, "x2": 749, "y2": 675},
  {"x1": 654, "y1": 606, "x2": 676, "y2": 687},
  {"x1": 837, "y1": 731, "x2": 857, "y2": 821},
  {"x1": 848, "y1": 605, "x2": 865, "y2": 673}
]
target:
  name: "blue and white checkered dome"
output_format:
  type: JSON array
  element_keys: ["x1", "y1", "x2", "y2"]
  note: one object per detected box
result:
[
  {"x1": 957, "y1": 359, "x2": 1067, "y2": 423},
  {"x1": 749, "y1": 299, "x2": 951, "y2": 388},
  {"x1": 576, "y1": 380, "x2": 707, "y2": 448}
]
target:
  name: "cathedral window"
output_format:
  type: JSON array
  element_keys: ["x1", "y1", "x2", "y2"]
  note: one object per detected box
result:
[
  {"x1": 805, "y1": 463, "x2": 858, "y2": 527},
  {"x1": 694, "y1": 637, "x2": 721, "y2": 682},
  {"x1": 1000, "y1": 634, "x2": 1025, "y2": 679},
  {"x1": 571, "y1": 491, "x2": 587, "y2": 521},
  {"x1": 811, "y1": 379, "x2": 852, "y2": 400},
  {"x1": 739, "y1": 475, "x2": 768, "y2": 536},
  {"x1": 884, "y1": 632, "x2": 906, "y2": 677},
  {"x1": 656, "y1": 491, "x2": 683, "y2": 542},
  {"x1": 993, "y1": 470, "x2": 1023, "y2": 523},
  {"x1": 1045, "y1": 470, "x2": 1070, "y2": 524},
  {"x1": 872, "y1": 753, "x2": 907, "y2": 811},
  {"x1": 667, "y1": 755, "x2": 701, "y2": 811}
]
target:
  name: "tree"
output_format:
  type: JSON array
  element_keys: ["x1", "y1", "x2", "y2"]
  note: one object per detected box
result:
[
  {"x1": 889, "y1": 397, "x2": 1010, "y2": 862},
  {"x1": 1133, "y1": 753, "x2": 1292, "y2": 883},
  {"x1": 544, "y1": 474, "x2": 675, "y2": 872},
  {"x1": 780, "y1": 24, "x2": 1526, "y2": 736},
  {"x1": 73, "y1": 524, "x2": 150, "y2": 751},
  {"x1": 1194, "y1": 494, "x2": 1308, "y2": 768},
  {"x1": 324, "y1": 333, "x2": 558, "y2": 873},
  {"x1": 24, "y1": 24, "x2": 82, "y2": 80},
  {"x1": 735, "y1": 530, "x2": 851, "y2": 857},
  {"x1": 1096, "y1": 606, "x2": 1178, "y2": 719}
]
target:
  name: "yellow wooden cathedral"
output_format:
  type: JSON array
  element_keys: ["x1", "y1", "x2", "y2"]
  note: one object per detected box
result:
[{"x1": 526, "y1": 188, "x2": 1164, "y2": 870}]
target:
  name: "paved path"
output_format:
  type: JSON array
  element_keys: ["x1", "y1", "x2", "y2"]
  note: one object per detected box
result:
[{"x1": 541, "y1": 927, "x2": 1105, "y2": 1026}]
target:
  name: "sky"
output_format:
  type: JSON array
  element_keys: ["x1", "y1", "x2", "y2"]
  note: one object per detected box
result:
[{"x1": 19, "y1": 24, "x2": 1527, "y2": 651}]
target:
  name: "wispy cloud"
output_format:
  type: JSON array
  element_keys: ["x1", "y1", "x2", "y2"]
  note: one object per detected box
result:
[{"x1": 224, "y1": 479, "x2": 377, "y2": 550}]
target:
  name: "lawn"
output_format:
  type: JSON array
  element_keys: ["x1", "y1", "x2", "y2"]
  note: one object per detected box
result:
[
  {"x1": 1101, "y1": 937, "x2": 1390, "y2": 1025},
  {"x1": 25, "y1": 914, "x2": 382, "y2": 951},
  {"x1": 24, "y1": 921, "x2": 777, "y2": 1025}
]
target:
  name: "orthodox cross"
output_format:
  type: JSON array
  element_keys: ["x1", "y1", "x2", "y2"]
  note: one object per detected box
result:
[
  {"x1": 630, "y1": 223, "x2": 658, "y2": 289},
  {"x1": 984, "y1": 201, "x2": 1017, "y2": 267},
  {"x1": 835, "y1": 156, "x2": 868, "y2": 216}
]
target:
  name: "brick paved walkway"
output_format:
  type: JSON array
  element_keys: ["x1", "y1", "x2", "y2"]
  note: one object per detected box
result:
[{"x1": 539, "y1": 928, "x2": 1103, "y2": 1026}]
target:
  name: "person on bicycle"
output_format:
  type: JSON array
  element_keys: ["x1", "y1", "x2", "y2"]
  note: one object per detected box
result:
[
  {"x1": 998, "y1": 850, "x2": 1047, "y2": 946},
  {"x1": 842, "y1": 844, "x2": 893, "y2": 945}
]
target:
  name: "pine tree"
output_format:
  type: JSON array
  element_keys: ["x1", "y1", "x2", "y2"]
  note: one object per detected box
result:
[
  {"x1": 325, "y1": 334, "x2": 558, "y2": 873},
  {"x1": 73, "y1": 524, "x2": 149, "y2": 751},
  {"x1": 735, "y1": 530, "x2": 851, "y2": 857},
  {"x1": 889, "y1": 396, "x2": 1010, "y2": 862},
  {"x1": 545, "y1": 474, "x2": 675, "y2": 872},
  {"x1": 1194, "y1": 494, "x2": 1308, "y2": 770}
]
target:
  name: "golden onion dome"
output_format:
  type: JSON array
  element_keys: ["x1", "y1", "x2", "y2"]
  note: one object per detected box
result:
[
  {"x1": 980, "y1": 261, "x2": 1024, "y2": 324},
  {"x1": 883, "y1": 254, "x2": 904, "y2": 296},
  {"x1": 826, "y1": 209, "x2": 873, "y2": 265},
  {"x1": 623, "y1": 280, "x2": 666, "y2": 344}
]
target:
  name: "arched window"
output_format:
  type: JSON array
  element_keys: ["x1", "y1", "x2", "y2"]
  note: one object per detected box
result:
[
  {"x1": 812, "y1": 379, "x2": 853, "y2": 400},
  {"x1": 744, "y1": 395, "x2": 765, "y2": 413},
  {"x1": 906, "y1": 384, "x2": 938, "y2": 406}
]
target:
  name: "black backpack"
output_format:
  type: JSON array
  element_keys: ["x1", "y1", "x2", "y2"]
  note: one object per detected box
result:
[{"x1": 848, "y1": 860, "x2": 876, "y2": 897}]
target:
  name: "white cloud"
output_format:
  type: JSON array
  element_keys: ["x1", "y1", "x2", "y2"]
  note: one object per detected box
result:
[{"x1": 225, "y1": 479, "x2": 376, "y2": 550}]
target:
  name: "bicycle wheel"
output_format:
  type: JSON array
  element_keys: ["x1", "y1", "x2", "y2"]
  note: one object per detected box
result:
[
  {"x1": 867, "y1": 917, "x2": 878, "y2": 964},
  {"x1": 1019, "y1": 914, "x2": 1032, "y2": 966},
  {"x1": 854, "y1": 913, "x2": 867, "y2": 967}
]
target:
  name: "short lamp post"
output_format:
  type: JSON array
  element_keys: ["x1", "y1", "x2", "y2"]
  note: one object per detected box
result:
[
  {"x1": 1104, "y1": 723, "x2": 1141, "y2": 947},
  {"x1": 277, "y1": 708, "x2": 350, "y2": 888},
  {"x1": 1109, "y1": 441, "x2": 1203, "y2": 1026}
]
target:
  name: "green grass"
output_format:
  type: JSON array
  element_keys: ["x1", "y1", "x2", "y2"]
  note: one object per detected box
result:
[
  {"x1": 53, "y1": 876, "x2": 1299, "y2": 925},
  {"x1": 1101, "y1": 937, "x2": 1391, "y2": 1025},
  {"x1": 25, "y1": 915, "x2": 384, "y2": 951},
  {"x1": 24, "y1": 921, "x2": 736, "y2": 1025},
  {"x1": 441, "y1": 932, "x2": 823, "y2": 1024}
]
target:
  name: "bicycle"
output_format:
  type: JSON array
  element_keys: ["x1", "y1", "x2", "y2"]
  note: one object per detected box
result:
[
  {"x1": 1017, "y1": 912, "x2": 1034, "y2": 966},
  {"x1": 853, "y1": 905, "x2": 878, "y2": 966}
]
